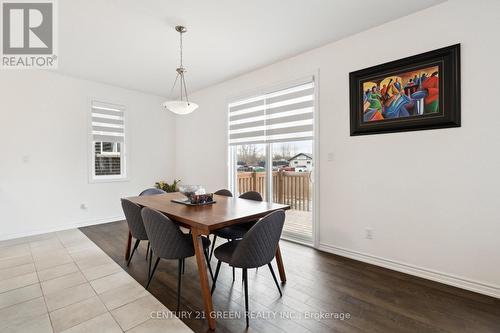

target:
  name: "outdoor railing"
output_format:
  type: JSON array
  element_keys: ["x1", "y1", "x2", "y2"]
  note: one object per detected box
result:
[{"x1": 237, "y1": 171, "x2": 312, "y2": 211}]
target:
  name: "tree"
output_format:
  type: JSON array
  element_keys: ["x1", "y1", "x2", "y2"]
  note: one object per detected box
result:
[{"x1": 237, "y1": 144, "x2": 263, "y2": 165}]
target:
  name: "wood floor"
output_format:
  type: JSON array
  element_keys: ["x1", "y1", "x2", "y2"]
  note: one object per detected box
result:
[{"x1": 80, "y1": 221, "x2": 500, "y2": 333}]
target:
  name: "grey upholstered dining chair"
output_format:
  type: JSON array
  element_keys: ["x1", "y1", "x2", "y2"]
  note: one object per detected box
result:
[
  {"x1": 121, "y1": 198, "x2": 150, "y2": 266},
  {"x1": 238, "y1": 190, "x2": 264, "y2": 228},
  {"x1": 141, "y1": 207, "x2": 214, "y2": 311},
  {"x1": 214, "y1": 189, "x2": 233, "y2": 197},
  {"x1": 138, "y1": 188, "x2": 166, "y2": 259},
  {"x1": 121, "y1": 188, "x2": 166, "y2": 266},
  {"x1": 209, "y1": 190, "x2": 263, "y2": 281},
  {"x1": 209, "y1": 189, "x2": 247, "y2": 263},
  {"x1": 139, "y1": 188, "x2": 166, "y2": 196},
  {"x1": 238, "y1": 190, "x2": 263, "y2": 202},
  {"x1": 210, "y1": 210, "x2": 285, "y2": 326}
]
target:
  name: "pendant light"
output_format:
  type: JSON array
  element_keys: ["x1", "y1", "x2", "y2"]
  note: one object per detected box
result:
[{"x1": 162, "y1": 25, "x2": 198, "y2": 115}]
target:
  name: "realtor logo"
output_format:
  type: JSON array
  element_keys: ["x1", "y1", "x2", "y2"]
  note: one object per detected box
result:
[{"x1": 1, "y1": 0, "x2": 57, "y2": 68}]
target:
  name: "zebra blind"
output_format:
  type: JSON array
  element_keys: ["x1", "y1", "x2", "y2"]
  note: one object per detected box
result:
[
  {"x1": 91, "y1": 101, "x2": 125, "y2": 143},
  {"x1": 229, "y1": 80, "x2": 314, "y2": 145},
  {"x1": 91, "y1": 101, "x2": 125, "y2": 178}
]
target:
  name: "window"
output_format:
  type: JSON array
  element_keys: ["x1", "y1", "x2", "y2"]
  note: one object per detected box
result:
[{"x1": 90, "y1": 101, "x2": 126, "y2": 181}]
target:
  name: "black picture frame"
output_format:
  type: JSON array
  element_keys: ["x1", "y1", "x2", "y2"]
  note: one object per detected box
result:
[{"x1": 349, "y1": 44, "x2": 461, "y2": 136}]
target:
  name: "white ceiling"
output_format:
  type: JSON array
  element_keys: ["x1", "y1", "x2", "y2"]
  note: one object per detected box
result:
[{"x1": 57, "y1": 0, "x2": 445, "y2": 97}]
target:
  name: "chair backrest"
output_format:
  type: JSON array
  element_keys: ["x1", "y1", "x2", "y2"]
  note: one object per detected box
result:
[
  {"x1": 214, "y1": 189, "x2": 233, "y2": 197},
  {"x1": 141, "y1": 207, "x2": 194, "y2": 259},
  {"x1": 230, "y1": 210, "x2": 285, "y2": 268},
  {"x1": 121, "y1": 199, "x2": 148, "y2": 240},
  {"x1": 139, "y1": 188, "x2": 166, "y2": 196},
  {"x1": 239, "y1": 191, "x2": 263, "y2": 201}
]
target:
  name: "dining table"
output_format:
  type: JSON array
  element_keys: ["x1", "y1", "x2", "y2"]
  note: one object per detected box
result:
[{"x1": 124, "y1": 192, "x2": 290, "y2": 330}]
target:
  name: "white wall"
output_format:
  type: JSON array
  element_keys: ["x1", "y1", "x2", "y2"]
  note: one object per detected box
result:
[
  {"x1": 0, "y1": 71, "x2": 176, "y2": 239},
  {"x1": 175, "y1": 0, "x2": 500, "y2": 297}
]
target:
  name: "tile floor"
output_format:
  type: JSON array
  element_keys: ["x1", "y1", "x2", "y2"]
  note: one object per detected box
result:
[{"x1": 0, "y1": 229, "x2": 193, "y2": 333}]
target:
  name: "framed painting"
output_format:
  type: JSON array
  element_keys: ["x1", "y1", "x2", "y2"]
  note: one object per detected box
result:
[{"x1": 349, "y1": 44, "x2": 460, "y2": 136}]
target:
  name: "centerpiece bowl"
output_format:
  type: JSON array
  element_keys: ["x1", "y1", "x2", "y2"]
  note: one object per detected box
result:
[
  {"x1": 178, "y1": 185, "x2": 203, "y2": 199},
  {"x1": 177, "y1": 185, "x2": 213, "y2": 205}
]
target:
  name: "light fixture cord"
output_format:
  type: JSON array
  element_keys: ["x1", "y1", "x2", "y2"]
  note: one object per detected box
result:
[
  {"x1": 179, "y1": 29, "x2": 183, "y2": 68},
  {"x1": 179, "y1": 30, "x2": 183, "y2": 101},
  {"x1": 179, "y1": 29, "x2": 190, "y2": 104}
]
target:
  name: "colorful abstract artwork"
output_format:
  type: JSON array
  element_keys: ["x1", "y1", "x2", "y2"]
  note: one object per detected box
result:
[
  {"x1": 349, "y1": 45, "x2": 460, "y2": 135},
  {"x1": 362, "y1": 65, "x2": 439, "y2": 122}
]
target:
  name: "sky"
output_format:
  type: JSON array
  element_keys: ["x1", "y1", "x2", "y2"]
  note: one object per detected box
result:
[{"x1": 273, "y1": 141, "x2": 312, "y2": 156}]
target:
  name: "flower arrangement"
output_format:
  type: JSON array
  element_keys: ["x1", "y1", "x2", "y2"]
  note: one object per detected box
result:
[{"x1": 155, "y1": 179, "x2": 181, "y2": 193}]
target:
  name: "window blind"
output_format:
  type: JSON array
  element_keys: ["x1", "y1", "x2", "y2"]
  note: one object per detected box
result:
[
  {"x1": 229, "y1": 80, "x2": 314, "y2": 145},
  {"x1": 91, "y1": 101, "x2": 125, "y2": 143}
]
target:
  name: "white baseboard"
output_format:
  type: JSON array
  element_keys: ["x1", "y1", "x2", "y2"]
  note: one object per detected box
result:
[
  {"x1": 0, "y1": 215, "x2": 124, "y2": 241},
  {"x1": 318, "y1": 242, "x2": 500, "y2": 299}
]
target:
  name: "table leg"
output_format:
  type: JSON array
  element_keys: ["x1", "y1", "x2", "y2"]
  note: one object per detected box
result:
[
  {"x1": 275, "y1": 243, "x2": 287, "y2": 283},
  {"x1": 125, "y1": 231, "x2": 132, "y2": 261},
  {"x1": 192, "y1": 229, "x2": 216, "y2": 330}
]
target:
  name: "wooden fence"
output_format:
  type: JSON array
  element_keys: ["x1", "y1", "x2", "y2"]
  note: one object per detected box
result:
[{"x1": 237, "y1": 171, "x2": 312, "y2": 211}]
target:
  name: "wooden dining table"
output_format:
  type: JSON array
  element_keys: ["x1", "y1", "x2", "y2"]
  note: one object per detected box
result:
[{"x1": 125, "y1": 192, "x2": 290, "y2": 330}]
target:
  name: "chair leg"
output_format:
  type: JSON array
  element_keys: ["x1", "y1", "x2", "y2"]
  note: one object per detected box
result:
[
  {"x1": 182, "y1": 258, "x2": 185, "y2": 274},
  {"x1": 203, "y1": 249, "x2": 214, "y2": 282},
  {"x1": 243, "y1": 268, "x2": 249, "y2": 327},
  {"x1": 209, "y1": 235, "x2": 217, "y2": 260},
  {"x1": 148, "y1": 249, "x2": 152, "y2": 278},
  {"x1": 146, "y1": 257, "x2": 160, "y2": 289},
  {"x1": 146, "y1": 241, "x2": 150, "y2": 260},
  {"x1": 177, "y1": 258, "x2": 182, "y2": 312},
  {"x1": 211, "y1": 260, "x2": 222, "y2": 295},
  {"x1": 268, "y1": 263, "x2": 282, "y2": 297},
  {"x1": 233, "y1": 267, "x2": 236, "y2": 282},
  {"x1": 127, "y1": 239, "x2": 140, "y2": 266}
]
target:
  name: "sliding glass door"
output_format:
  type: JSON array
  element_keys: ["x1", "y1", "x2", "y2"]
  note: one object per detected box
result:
[{"x1": 228, "y1": 79, "x2": 315, "y2": 244}]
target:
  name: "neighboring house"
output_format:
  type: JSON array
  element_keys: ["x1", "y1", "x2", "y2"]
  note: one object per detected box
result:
[{"x1": 288, "y1": 153, "x2": 313, "y2": 172}]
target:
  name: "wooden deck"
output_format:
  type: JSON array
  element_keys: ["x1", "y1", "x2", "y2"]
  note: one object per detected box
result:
[
  {"x1": 284, "y1": 209, "x2": 313, "y2": 241},
  {"x1": 237, "y1": 170, "x2": 314, "y2": 241},
  {"x1": 238, "y1": 171, "x2": 312, "y2": 211}
]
